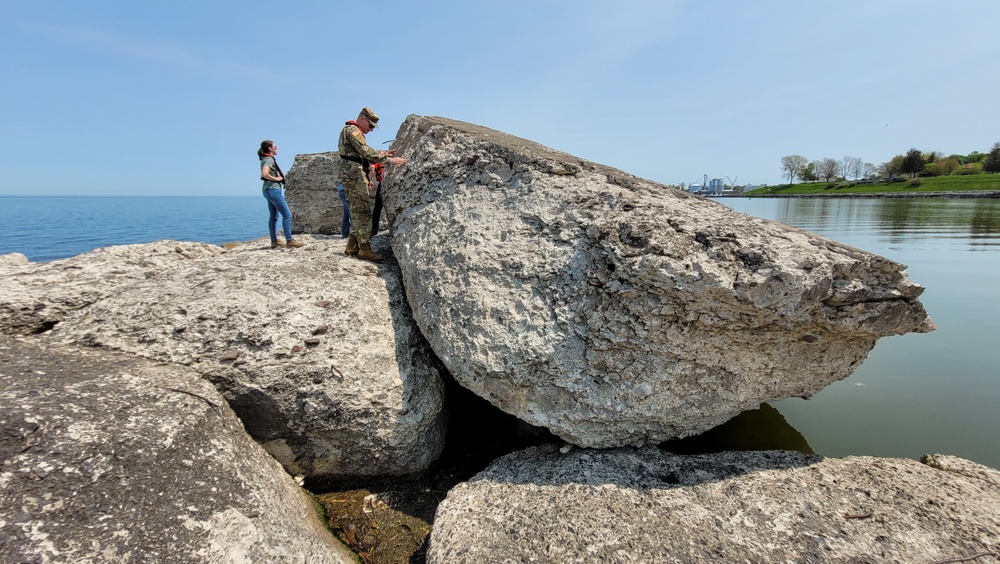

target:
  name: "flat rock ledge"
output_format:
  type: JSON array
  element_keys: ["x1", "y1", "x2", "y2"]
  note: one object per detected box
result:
[
  {"x1": 382, "y1": 115, "x2": 934, "y2": 448},
  {"x1": 0, "y1": 336, "x2": 354, "y2": 563},
  {"x1": 0, "y1": 241, "x2": 226, "y2": 336},
  {"x1": 429, "y1": 445, "x2": 1000, "y2": 563},
  {"x1": 0, "y1": 237, "x2": 446, "y2": 481}
]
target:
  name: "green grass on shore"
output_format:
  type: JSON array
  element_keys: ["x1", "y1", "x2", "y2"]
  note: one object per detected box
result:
[{"x1": 748, "y1": 174, "x2": 1000, "y2": 196}]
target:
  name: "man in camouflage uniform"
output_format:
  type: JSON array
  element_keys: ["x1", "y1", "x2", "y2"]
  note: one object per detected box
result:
[{"x1": 338, "y1": 107, "x2": 407, "y2": 262}]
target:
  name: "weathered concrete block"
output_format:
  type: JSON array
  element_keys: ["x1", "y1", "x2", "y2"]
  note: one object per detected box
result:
[
  {"x1": 1, "y1": 239, "x2": 446, "y2": 481},
  {"x1": 429, "y1": 445, "x2": 1000, "y2": 563},
  {"x1": 383, "y1": 115, "x2": 934, "y2": 447},
  {"x1": 0, "y1": 336, "x2": 355, "y2": 563},
  {"x1": 285, "y1": 151, "x2": 344, "y2": 235}
]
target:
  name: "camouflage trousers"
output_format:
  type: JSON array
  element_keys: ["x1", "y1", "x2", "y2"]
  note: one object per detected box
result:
[{"x1": 342, "y1": 169, "x2": 374, "y2": 244}]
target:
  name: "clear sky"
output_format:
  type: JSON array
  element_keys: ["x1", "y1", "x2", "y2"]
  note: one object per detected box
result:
[{"x1": 3, "y1": 1, "x2": 998, "y2": 196}]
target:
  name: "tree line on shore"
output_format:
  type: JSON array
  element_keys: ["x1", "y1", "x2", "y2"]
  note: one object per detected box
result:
[{"x1": 780, "y1": 142, "x2": 1000, "y2": 185}]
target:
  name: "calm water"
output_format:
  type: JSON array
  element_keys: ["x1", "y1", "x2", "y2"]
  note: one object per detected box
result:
[
  {"x1": 716, "y1": 197, "x2": 1000, "y2": 470},
  {"x1": 2, "y1": 196, "x2": 266, "y2": 262}
]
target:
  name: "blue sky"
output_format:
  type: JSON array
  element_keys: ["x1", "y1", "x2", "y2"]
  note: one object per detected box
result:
[{"x1": 3, "y1": 1, "x2": 998, "y2": 196}]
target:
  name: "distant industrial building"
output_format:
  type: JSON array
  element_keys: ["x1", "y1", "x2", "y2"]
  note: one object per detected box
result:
[
  {"x1": 686, "y1": 175, "x2": 752, "y2": 196},
  {"x1": 688, "y1": 176, "x2": 727, "y2": 196}
]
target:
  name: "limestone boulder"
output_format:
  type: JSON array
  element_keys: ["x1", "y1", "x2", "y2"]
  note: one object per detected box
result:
[
  {"x1": 382, "y1": 115, "x2": 934, "y2": 447},
  {"x1": 0, "y1": 241, "x2": 225, "y2": 335},
  {"x1": 0, "y1": 336, "x2": 355, "y2": 563},
  {"x1": 428, "y1": 445, "x2": 1000, "y2": 563},
  {"x1": 285, "y1": 151, "x2": 345, "y2": 235},
  {"x1": 3, "y1": 237, "x2": 446, "y2": 481}
]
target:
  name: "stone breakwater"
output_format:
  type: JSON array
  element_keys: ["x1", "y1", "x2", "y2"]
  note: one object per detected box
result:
[
  {"x1": 1, "y1": 238, "x2": 446, "y2": 484},
  {"x1": 3, "y1": 114, "x2": 997, "y2": 562}
]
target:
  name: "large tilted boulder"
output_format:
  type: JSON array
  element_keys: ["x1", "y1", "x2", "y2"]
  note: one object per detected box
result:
[
  {"x1": 428, "y1": 445, "x2": 1000, "y2": 563},
  {"x1": 0, "y1": 336, "x2": 355, "y2": 563},
  {"x1": 284, "y1": 151, "x2": 345, "y2": 235},
  {"x1": 1, "y1": 238, "x2": 446, "y2": 481},
  {"x1": 383, "y1": 115, "x2": 935, "y2": 448}
]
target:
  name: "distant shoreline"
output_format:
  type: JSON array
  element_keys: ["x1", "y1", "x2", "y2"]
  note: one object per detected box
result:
[{"x1": 719, "y1": 191, "x2": 1000, "y2": 199}]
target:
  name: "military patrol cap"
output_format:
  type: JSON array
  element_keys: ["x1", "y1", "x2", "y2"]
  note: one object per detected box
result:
[{"x1": 360, "y1": 107, "x2": 379, "y2": 128}]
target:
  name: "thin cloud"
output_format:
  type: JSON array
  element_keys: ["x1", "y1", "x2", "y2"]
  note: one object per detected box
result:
[{"x1": 26, "y1": 21, "x2": 294, "y2": 83}]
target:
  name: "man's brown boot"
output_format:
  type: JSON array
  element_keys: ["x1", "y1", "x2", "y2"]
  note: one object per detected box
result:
[
  {"x1": 344, "y1": 234, "x2": 359, "y2": 256},
  {"x1": 357, "y1": 241, "x2": 383, "y2": 263},
  {"x1": 286, "y1": 239, "x2": 305, "y2": 248}
]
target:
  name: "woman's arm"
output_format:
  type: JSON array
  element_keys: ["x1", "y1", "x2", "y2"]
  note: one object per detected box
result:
[{"x1": 261, "y1": 160, "x2": 283, "y2": 182}]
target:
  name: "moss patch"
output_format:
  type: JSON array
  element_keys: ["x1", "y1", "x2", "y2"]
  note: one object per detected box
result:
[{"x1": 318, "y1": 489, "x2": 431, "y2": 564}]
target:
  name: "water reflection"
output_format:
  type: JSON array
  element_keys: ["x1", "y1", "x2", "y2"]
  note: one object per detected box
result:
[
  {"x1": 718, "y1": 197, "x2": 1000, "y2": 470},
  {"x1": 660, "y1": 404, "x2": 813, "y2": 455},
  {"x1": 762, "y1": 197, "x2": 1000, "y2": 250}
]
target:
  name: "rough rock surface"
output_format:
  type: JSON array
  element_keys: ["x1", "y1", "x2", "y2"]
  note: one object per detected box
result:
[
  {"x1": 0, "y1": 238, "x2": 446, "y2": 481},
  {"x1": 428, "y1": 445, "x2": 1000, "y2": 563},
  {"x1": 0, "y1": 336, "x2": 355, "y2": 563},
  {"x1": 383, "y1": 115, "x2": 935, "y2": 447},
  {"x1": 284, "y1": 151, "x2": 345, "y2": 235},
  {"x1": 0, "y1": 241, "x2": 225, "y2": 335},
  {"x1": 0, "y1": 253, "x2": 29, "y2": 267}
]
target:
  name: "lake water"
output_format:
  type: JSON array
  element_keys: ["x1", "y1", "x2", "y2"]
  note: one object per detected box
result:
[
  {"x1": 1, "y1": 196, "x2": 265, "y2": 262},
  {"x1": 3, "y1": 196, "x2": 998, "y2": 470},
  {"x1": 712, "y1": 197, "x2": 1000, "y2": 470}
]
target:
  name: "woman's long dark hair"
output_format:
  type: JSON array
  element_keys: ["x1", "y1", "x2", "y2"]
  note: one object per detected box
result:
[{"x1": 257, "y1": 140, "x2": 274, "y2": 159}]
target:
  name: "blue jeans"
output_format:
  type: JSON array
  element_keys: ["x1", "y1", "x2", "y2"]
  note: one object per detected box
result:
[
  {"x1": 338, "y1": 184, "x2": 351, "y2": 238},
  {"x1": 263, "y1": 188, "x2": 293, "y2": 242}
]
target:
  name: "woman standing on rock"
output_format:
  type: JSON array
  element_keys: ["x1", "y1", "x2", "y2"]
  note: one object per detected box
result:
[{"x1": 258, "y1": 140, "x2": 304, "y2": 249}]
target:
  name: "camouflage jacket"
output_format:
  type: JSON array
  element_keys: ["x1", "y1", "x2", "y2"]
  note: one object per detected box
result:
[{"x1": 339, "y1": 121, "x2": 391, "y2": 185}]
